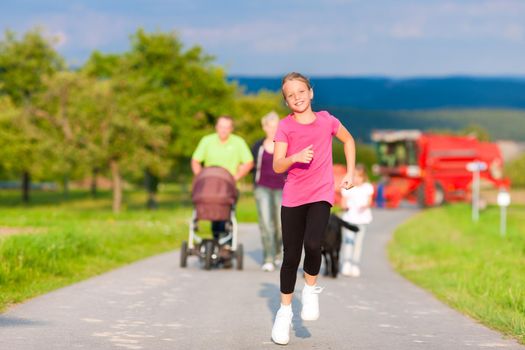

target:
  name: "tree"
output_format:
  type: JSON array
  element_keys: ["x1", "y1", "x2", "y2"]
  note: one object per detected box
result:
[
  {"x1": 460, "y1": 123, "x2": 491, "y2": 142},
  {"x1": 28, "y1": 72, "x2": 94, "y2": 196},
  {"x1": 333, "y1": 140, "x2": 377, "y2": 176},
  {"x1": 120, "y1": 30, "x2": 238, "y2": 168},
  {"x1": 428, "y1": 124, "x2": 491, "y2": 142},
  {"x1": 0, "y1": 94, "x2": 55, "y2": 202},
  {"x1": 233, "y1": 90, "x2": 288, "y2": 145},
  {"x1": 0, "y1": 29, "x2": 64, "y2": 202},
  {"x1": 84, "y1": 29, "x2": 238, "y2": 207},
  {"x1": 505, "y1": 154, "x2": 525, "y2": 188},
  {"x1": 74, "y1": 77, "x2": 171, "y2": 213},
  {"x1": 0, "y1": 96, "x2": 22, "y2": 179}
]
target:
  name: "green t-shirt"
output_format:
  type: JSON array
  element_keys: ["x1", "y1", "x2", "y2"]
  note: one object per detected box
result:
[{"x1": 192, "y1": 133, "x2": 253, "y2": 176}]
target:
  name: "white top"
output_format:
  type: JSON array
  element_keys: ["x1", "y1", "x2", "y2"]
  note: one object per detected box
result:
[{"x1": 341, "y1": 182, "x2": 374, "y2": 225}]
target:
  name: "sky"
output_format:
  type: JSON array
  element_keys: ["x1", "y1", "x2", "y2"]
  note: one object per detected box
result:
[{"x1": 1, "y1": 0, "x2": 524, "y2": 77}]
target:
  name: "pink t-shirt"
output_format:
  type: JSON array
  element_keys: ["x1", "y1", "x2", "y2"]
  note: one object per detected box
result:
[{"x1": 274, "y1": 111, "x2": 341, "y2": 207}]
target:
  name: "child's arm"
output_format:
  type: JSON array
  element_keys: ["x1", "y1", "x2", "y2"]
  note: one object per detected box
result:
[
  {"x1": 365, "y1": 184, "x2": 374, "y2": 208},
  {"x1": 335, "y1": 124, "x2": 356, "y2": 189},
  {"x1": 358, "y1": 184, "x2": 374, "y2": 210},
  {"x1": 273, "y1": 142, "x2": 313, "y2": 174}
]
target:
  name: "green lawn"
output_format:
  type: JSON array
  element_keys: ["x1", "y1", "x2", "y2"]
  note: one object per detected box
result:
[
  {"x1": 389, "y1": 204, "x2": 525, "y2": 344},
  {"x1": 0, "y1": 187, "x2": 257, "y2": 312}
]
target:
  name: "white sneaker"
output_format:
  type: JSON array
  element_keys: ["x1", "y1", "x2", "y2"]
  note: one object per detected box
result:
[
  {"x1": 301, "y1": 284, "x2": 323, "y2": 321},
  {"x1": 271, "y1": 306, "x2": 293, "y2": 345},
  {"x1": 342, "y1": 261, "x2": 352, "y2": 276},
  {"x1": 350, "y1": 265, "x2": 361, "y2": 277},
  {"x1": 262, "y1": 262, "x2": 275, "y2": 272}
]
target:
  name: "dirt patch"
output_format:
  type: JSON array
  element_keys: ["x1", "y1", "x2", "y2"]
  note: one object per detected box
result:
[
  {"x1": 0, "y1": 227, "x2": 46, "y2": 237},
  {"x1": 481, "y1": 188, "x2": 525, "y2": 205}
]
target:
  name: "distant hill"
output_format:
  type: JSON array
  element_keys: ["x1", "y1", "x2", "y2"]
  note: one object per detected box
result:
[
  {"x1": 324, "y1": 107, "x2": 525, "y2": 142},
  {"x1": 230, "y1": 76, "x2": 525, "y2": 110},
  {"x1": 230, "y1": 76, "x2": 525, "y2": 142}
]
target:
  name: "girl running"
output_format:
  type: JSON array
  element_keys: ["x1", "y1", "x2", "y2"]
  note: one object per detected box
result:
[{"x1": 271, "y1": 72, "x2": 356, "y2": 345}]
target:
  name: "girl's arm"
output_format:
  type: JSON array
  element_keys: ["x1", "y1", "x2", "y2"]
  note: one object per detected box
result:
[
  {"x1": 273, "y1": 142, "x2": 314, "y2": 174},
  {"x1": 340, "y1": 189, "x2": 349, "y2": 210},
  {"x1": 366, "y1": 194, "x2": 373, "y2": 208},
  {"x1": 366, "y1": 184, "x2": 374, "y2": 207},
  {"x1": 335, "y1": 124, "x2": 356, "y2": 189}
]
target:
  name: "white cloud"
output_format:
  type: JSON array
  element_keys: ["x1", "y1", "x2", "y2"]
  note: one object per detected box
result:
[
  {"x1": 502, "y1": 24, "x2": 524, "y2": 41},
  {"x1": 180, "y1": 21, "x2": 307, "y2": 53},
  {"x1": 438, "y1": 0, "x2": 525, "y2": 17},
  {"x1": 320, "y1": 0, "x2": 358, "y2": 4},
  {"x1": 2, "y1": 0, "x2": 524, "y2": 75},
  {"x1": 48, "y1": 30, "x2": 67, "y2": 48},
  {"x1": 390, "y1": 20, "x2": 425, "y2": 39},
  {"x1": 20, "y1": 7, "x2": 135, "y2": 50},
  {"x1": 179, "y1": 13, "x2": 374, "y2": 56},
  {"x1": 374, "y1": 1, "x2": 525, "y2": 42}
]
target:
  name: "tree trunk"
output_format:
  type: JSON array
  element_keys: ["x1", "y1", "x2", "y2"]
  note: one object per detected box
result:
[
  {"x1": 110, "y1": 160, "x2": 122, "y2": 213},
  {"x1": 90, "y1": 168, "x2": 98, "y2": 198},
  {"x1": 144, "y1": 169, "x2": 159, "y2": 210},
  {"x1": 63, "y1": 175, "x2": 69, "y2": 198},
  {"x1": 22, "y1": 171, "x2": 31, "y2": 203}
]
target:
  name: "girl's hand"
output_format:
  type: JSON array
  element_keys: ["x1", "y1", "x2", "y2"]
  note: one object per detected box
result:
[
  {"x1": 340, "y1": 173, "x2": 354, "y2": 190},
  {"x1": 292, "y1": 144, "x2": 314, "y2": 163}
]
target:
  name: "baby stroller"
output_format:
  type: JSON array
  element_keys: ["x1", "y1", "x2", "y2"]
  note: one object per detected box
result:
[{"x1": 180, "y1": 166, "x2": 244, "y2": 270}]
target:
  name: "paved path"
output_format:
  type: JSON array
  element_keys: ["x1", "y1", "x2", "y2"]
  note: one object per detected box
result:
[{"x1": 0, "y1": 208, "x2": 522, "y2": 349}]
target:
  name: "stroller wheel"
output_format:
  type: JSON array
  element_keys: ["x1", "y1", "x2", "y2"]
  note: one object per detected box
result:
[
  {"x1": 204, "y1": 240, "x2": 214, "y2": 270},
  {"x1": 180, "y1": 241, "x2": 188, "y2": 268},
  {"x1": 235, "y1": 244, "x2": 244, "y2": 271}
]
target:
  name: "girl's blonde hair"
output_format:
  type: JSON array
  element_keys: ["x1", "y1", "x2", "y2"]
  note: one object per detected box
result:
[
  {"x1": 281, "y1": 72, "x2": 312, "y2": 93},
  {"x1": 261, "y1": 111, "x2": 280, "y2": 127}
]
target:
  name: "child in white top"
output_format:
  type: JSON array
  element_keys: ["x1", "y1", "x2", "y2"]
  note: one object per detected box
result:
[{"x1": 340, "y1": 164, "x2": 374, "y2": 277}]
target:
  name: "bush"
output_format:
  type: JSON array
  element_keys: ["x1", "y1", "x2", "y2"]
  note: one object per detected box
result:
[{"x1": 505, "y1": 154, "x2": 525, "y2": 188}]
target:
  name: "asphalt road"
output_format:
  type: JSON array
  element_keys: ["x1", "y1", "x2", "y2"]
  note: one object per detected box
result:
[{"x1": 0, "y1": 208, "x2": 522, "y2": 349}]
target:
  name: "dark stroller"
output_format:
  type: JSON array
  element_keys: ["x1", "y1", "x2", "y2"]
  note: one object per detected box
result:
[{"x1": 180, "y1": 166, "x2": 244, "y2": 270}]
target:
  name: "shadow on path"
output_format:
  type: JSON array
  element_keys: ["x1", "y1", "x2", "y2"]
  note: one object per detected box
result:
[
  {"x1": 247, "y1": 247, "x2": 264, "y2": 266},
  {"x1": 259, "y1": 282, "x2": 311, "y2": 340},
  {"x1": 0, "y1": 316, "x2": 46, "y2": 328}
]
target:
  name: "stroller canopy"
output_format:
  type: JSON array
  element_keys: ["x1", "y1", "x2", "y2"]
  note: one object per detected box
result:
[{"x1": 192, "y1": 166, "x2": 238, "y2": 221}]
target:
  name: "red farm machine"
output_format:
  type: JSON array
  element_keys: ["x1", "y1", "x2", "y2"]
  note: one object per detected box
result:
[{"x1": 370, "y1": 130, "x2": 509, "y2": 208}]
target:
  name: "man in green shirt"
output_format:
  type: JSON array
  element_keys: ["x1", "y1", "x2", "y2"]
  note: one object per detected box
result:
[
  {"x1": 191, "y1": 116, "x2": 254, "y2": 241},
  {"x1": 191, "y1": 116, "x2": 254, "y2": 180}
]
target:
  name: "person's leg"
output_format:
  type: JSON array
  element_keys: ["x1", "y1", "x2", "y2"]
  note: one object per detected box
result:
[
  {"x1": 302, "y1": 201, "x2": 331, "y2": 284},
  {"x1": 301, "y1": 201, "x2": 331, "y2": 321},
  {"x1": 272, "y1": 189, "x2": 283, "y2": 264},
  {"x1": 254, "y1": 186, "x2": 274, "y2": 268},
  {"x1": 341, "y1": 226, "x2": 355, "y2": 276},
  {"x1": 352, "y1": 225, "x2": 366, "y2": 263},
  {"x1": 272, "y1": 204, "x2": 307, "y2": 345},
  {"x1": 349, "y1": 225, "x2": 367, "y2": 277},
  {"x1": 342, "y1": 227, "x2": 356, "y2": 262},
  {"x1": 211, "y1": 221, "x2": 226, "y2": 240},
  {"x1": 280, "y1": 204, "x2": 308, "y2": 299}
]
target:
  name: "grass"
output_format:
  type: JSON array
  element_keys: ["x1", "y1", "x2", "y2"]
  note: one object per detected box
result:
[
  {"x1": 388, "y1": 203, "x2": 525, "y2": 344},
  {"x1": 0, "y1": 186, "x2": 257, "y2": 312}
]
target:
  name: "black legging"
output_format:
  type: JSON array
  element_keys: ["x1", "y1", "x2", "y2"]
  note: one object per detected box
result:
[{"x1": 280, "y1": 201, "x2": 331, "y2": 294}]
